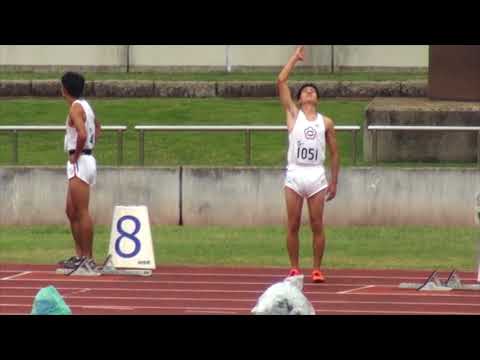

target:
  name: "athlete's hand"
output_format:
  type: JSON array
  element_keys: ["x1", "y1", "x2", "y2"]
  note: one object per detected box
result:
[
  {"x1": 326, "y1": 182, "x2": 337, "y2": 202},
  {"x1": 69, "y1": 153, "x2": 79, "y2": 165},
  {"x1": 294, "y1": 46, "x2": 305, "y2": 62}
]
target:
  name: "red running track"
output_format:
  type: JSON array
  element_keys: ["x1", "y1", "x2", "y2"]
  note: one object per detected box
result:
[{"x1": 1, "y1": 264, "x2": 479, "y2": 315}]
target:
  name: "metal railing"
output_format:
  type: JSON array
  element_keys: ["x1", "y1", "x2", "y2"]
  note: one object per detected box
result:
[
  {"x1": 4, "y1": 124, "x2": 480, "y2": 166},
  {"x1": 368, "y1": 125, "x2": 480, "y2": 165},
  {"x1": 134, "y1": 125, "x2": 361, "y2": 166},
  {"x1": 0, "y1": 126, "x2": 128, "y2": 165}
]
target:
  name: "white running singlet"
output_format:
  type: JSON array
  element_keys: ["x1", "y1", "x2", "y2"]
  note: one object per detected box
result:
[
  {"x1": 285, "y1": 110, "x2": 328, "y2": 198},
  {"x1": 64, "y1": 99, "x2": 96, "y2": 153},
  {"x1": 64, "y1": 99, "x2": 97, "y2": 186}
]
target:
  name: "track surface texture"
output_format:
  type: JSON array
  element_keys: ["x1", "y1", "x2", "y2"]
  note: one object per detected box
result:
[{"x1": 1, "y1": 264, "x2": 479, "y2": 315}]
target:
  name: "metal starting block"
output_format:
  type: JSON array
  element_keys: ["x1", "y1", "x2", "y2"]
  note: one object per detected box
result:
[
  {"x1": 55, "y1": 255, "x2": 152, "y2": 277},
  {"x1": 56, "y1": 258, "x2": 101, "y2": 277},
  {"x1": 399, "y1": 270, "x2": 480, "y2": 291},
  {"x1": 98, "y1": 255, "x2": 152, "y2": 277}
]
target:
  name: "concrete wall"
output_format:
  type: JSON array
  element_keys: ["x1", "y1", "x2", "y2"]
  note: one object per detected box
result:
[
  {"x1": 364, "y1": 98, "x2": 480, "y2": 162},
  {"x1": 229, "y1": 45, "x2": 332, "y2": 70},
  {"x1": 129, "y1": 45, "x2": 332, "y2": 71},
  {"x1": 182, "y1": 167, "x2": 480, "y2": 227},
  {"x1": 0, "y1": 167, "x2": 179, "y2": 226},
  {"x1": 129, "y1": 45, "x2": 226, "y2": 71},
  {"x1": 0, "y1": 45, "x2": 428, "y2": 72},
  {"x1": 1, "y1": 166, "x2": 479, "y2": 227},
  {"x1": 0, "y1": 45, "x2": 127, "y2": 72},
  {"x1": 334, "y1": 45, "x2": 429, "y2": 71}
]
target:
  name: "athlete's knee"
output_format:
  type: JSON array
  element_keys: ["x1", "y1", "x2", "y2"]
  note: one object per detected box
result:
[
  {"x1": 76, "y1": 207, "x2": 91, "y2": 221},
  {"x1": 310, "y1": 218, "x2": 324, "y2": 233},
  {"x1": 288, "y1": 220, "x2": 301, "y2": 234},
  {"x1": 66, "y1": 206, "x2": 77, "y2": 222}
]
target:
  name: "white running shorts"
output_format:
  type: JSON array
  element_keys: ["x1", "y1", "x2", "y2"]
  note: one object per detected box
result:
[
  {"x1": 284, "y1": 167, "x2": 328, "y2": 199},
  {"x1": 66, "y1": 155, "x2": 97, "y2": 186}
]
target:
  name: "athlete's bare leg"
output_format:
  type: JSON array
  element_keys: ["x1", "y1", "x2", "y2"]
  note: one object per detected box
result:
[
  {"x1": 285, "y1": 187, "x2": 304, "y2": 269},
  {"x1": 307, "y1": 189, "x2": 327, "y2": 270},
  {"x1": 68, "y1": 177, "x2": 94, "y2": 258},
  {"x1": 66, "y1": 187, "x2": 81, "y2": 256}
]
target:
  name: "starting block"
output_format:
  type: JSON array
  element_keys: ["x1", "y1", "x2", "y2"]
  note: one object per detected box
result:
[
  {"x1": 56, "y1": 258, "x2": 101, "y2": 277},
  {"x1": 97, "y1": 255, "x2": 152, "y2": 277},
  {"x1": 55, "y1": 255, "x2": 152, "y2": 277},
  {"x1": 399, "y1": 270, "x2": 480, "y2": 291}
]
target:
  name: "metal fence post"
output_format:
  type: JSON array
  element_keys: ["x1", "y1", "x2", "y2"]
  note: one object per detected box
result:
[
  {"x1": 245, "y1": 129, "x2": 251, "y2": 165},
  {"x1": 477, "y1": 131, "x2": 480, "y2": 167},
  {"x1": 12, "y1": 130, "x2": 18, "y2": 164},
  {"x1": 117, "y1": 130, "x2": 124, "y2": 165},
  {"x1": 139, "y1": 130, "x2": 145, "y2": 166},
  {"x1": 352, "y1": 129, "x2": 357, "y2": 165}
]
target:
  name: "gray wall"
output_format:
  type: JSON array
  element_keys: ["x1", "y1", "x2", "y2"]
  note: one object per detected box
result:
[
  {"x1": 0, "y1": 167, "x2": 179, "y2": 226},
  {"x1": 334, "y1": 45, "x2": 428, "y2": 71},
  {"x1": 0, "y1": 45, "x2": 127, "y2": 72},
  {"x1": 364, "y1": 98, "x2": 480, "y2": 162},
  {"x1": 0, "y1": 45, "x2": 429, "y2": 72},
  {"x1": 0, "y1": 166, "x2": 479, "y2": 227}
]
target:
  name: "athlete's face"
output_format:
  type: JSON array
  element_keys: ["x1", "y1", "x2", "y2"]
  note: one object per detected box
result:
[
  {"x1": 299, "y1": 86, "x2": 318, "y2": 105},
  {"x1": 61, "y1": 85, "x2": 72, "y2": 101},
  {"x1": 61, "y1": 85, "x2": 67, "y2": 98}
]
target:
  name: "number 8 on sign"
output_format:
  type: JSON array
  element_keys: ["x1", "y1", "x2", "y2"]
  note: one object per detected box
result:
[{"x1": 115, "y1": 215, "x2": 142, "y2": 258}]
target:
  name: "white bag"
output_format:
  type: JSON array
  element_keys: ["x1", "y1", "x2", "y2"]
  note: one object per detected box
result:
[{"x1": 251, "y1": 275, "x2": 315, "y2": 315}]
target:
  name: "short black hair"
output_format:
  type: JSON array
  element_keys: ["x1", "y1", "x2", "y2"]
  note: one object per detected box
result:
[
  {"x1": 61, "y1": 72, "x2": 85, "y2": 98},
  {"x1": 296, "y1": 83, "x2": 320, "y2": 101}
]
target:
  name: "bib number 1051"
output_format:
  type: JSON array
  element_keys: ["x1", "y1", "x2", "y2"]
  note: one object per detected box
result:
[{"x1": 297, "y1": 147, "x2": 318, "y2": 161}]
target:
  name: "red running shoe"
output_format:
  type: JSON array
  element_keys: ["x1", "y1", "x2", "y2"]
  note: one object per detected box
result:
[
  {"x1": 312, "y1": 270, "x2": 325, "y2": 283},
  {"x1": 288, "y1": 268, "x2": 301, "y2": 277}
]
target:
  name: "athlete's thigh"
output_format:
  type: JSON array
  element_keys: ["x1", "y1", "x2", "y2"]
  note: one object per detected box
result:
[
  {"x1": 66, "y1": 185, "x2": 75, "y2": 214},
  {"x1": 307, "y1": 189, "x2": 326, "y2": 224},
  {"x1": 285, "y1": 186, "x2": 304, "y2": 224},
  {"x1": 68, "y1": 177, "x2": 90, "y2": 211}
]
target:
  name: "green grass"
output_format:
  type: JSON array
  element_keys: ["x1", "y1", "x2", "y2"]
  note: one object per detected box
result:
[
  {"x1": 1, "y1": 98, "x2": 477, "y2": 168},
  {"x1": 0, "y1": 98, "x2": 367, "y2": 166},
  {"x1": 0, "y1": 225, "x2": 477, "y2": 271},
  {"x1": 0, "y1": 71, "x2": 427, "y2": 82}
]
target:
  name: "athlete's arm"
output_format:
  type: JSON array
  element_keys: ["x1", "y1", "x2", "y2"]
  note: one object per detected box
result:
[
  {"x1": 278, "y1": 46, "x2": 304, "y2": 132},
  {"x1": 69, "y1": 103, "x2": 87, "y2": 164},
  {"x1": 325, "y1": 116, "x2": 340, "y2": 201}
]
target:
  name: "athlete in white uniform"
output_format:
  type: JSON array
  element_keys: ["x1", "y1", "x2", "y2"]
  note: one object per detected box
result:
[
  {"x1": 65, "y1": 98, "x2": 97, "y2": 185},
  {"x1": 278, "y1": 46, "x2": 340, "y2": 283},
  {"x1": 59, "y1": 72, "x2": 102, "y2": 271}
]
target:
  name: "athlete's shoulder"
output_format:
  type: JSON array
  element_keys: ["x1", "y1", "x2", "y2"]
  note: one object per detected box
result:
[
  {"x1": 322, "y1": 115, "x2": 335, "y2": 129},
  {"x1": 70, "y1": 103, "x2": 83, "y2": 114}
]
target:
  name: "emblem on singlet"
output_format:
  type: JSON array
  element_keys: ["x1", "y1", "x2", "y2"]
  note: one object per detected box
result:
[{"x1": 304, "y1": 127, "x2": 317, "y2": 140}]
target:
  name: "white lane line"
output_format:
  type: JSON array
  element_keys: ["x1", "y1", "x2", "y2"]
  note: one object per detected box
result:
[
  {"x1": 0, "y1": 277, "x2": 435, "y2": 287},
  {"x1": 2, "y1": 303, "x2": 480, "y2": 315},
  {"x1": 0, "y1": 269, "x2": 476, "y2": 281},
  {"x1": 0, "y1": 277, "x2": 292, "y2": 286},
  {"x1": 3, "y1": 284, "x2": 480, "y2": 299},
  {"x1": 80, "y1": 305, "x2": 134, "y2": 311},
  {"x1": 315, "y1": 309, "x2": 480, "y2": 315},
  {"x1": 0, "y1": 313, "x2": 27, "y2": 315},
  {"x1": 1, "y1": 271, "x2": 32, "y2": 281},
  {"x1": 3, "y1": 294, "x2": 480, "y2": 308},
  {"x1": 8, "y1": 277, "x2": 480, "y2": 292},
  {"x1": 0, "y1": 285, "x2": 264, "y2": 294},
  {"x1": 0, "y1": 303, "x2": 250, "y2": 312},
  {"x1": 0, "y1": 294, "x2": 255, "y2": 302},
  {"x1": 67, "y1": 288, "x2": 91, "y2": 296},
  {"x1": 184, "y1": 310, "x2": 237, "y2": 315},
  {"x1": 337, "y1": 285, "x2": 376, "y2": 294}
]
